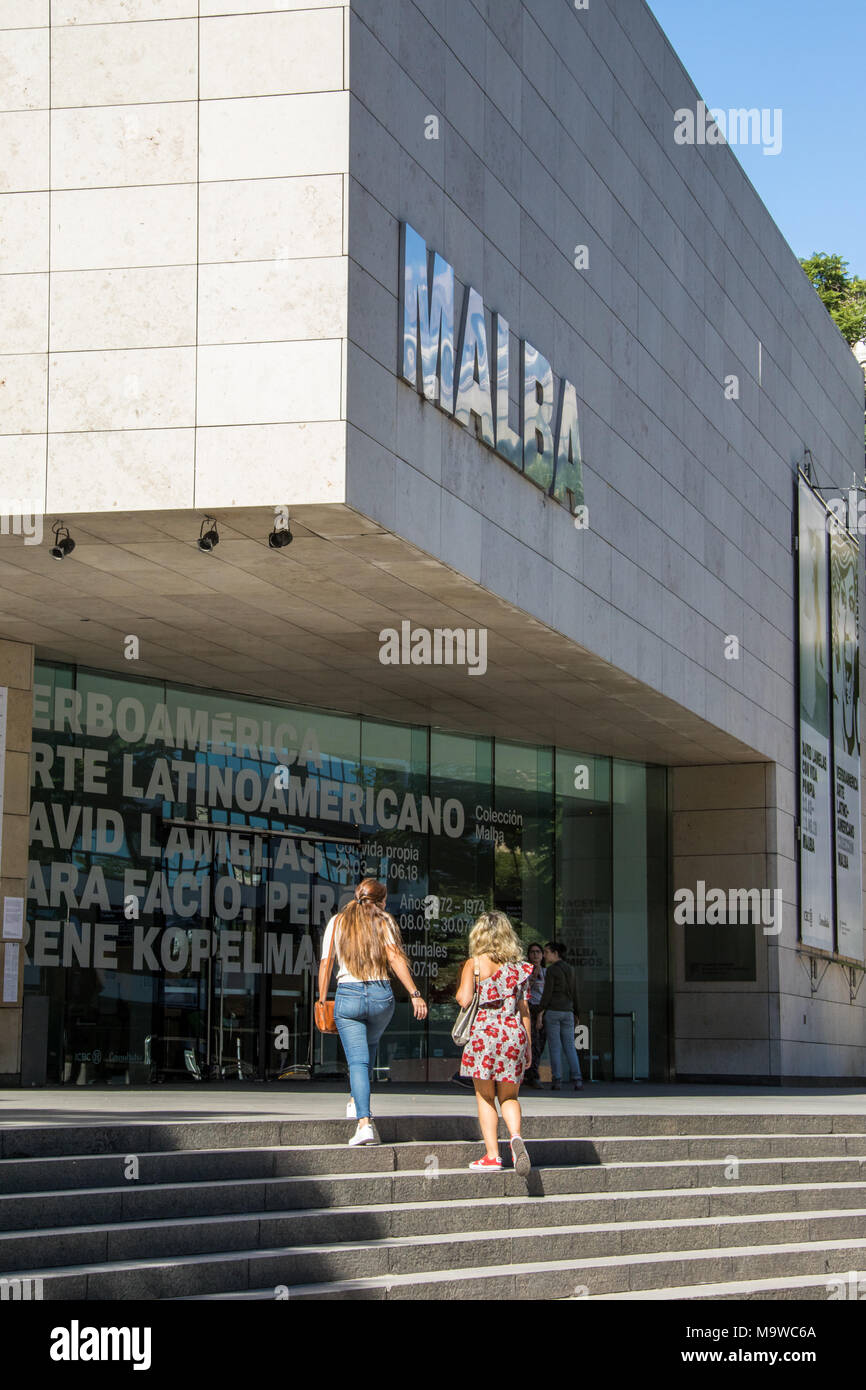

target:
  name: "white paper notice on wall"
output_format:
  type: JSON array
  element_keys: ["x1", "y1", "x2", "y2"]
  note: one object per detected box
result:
[
  {"x1": 2, "y1": 897, "x2": 23, "y2": 941},
  {"x1": 3, "y1": 943, "x2": 19, "y2": 1003}
]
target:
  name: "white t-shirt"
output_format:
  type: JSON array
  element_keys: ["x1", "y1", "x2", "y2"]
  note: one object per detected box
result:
[{"x1": 321, "y1": 913, "x2": 397, "y2": 984}]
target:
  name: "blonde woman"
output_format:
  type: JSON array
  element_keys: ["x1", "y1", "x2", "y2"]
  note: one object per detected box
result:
[
  {"x1": 455, "y1": 911, "x2": 534, "y2": 1176},
  {"x1": 319, "y1": 878, "x2": 427, "y2": 1146}
]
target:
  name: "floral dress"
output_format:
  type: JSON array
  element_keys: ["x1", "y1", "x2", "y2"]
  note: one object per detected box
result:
[{"x1": 460, "y1": 961, "x2": 535, "y2": 1083}]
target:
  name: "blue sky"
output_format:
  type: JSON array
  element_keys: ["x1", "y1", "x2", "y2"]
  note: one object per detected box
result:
[{"x1": 647, "y1": 0, "x2": 866, "y2": 278}]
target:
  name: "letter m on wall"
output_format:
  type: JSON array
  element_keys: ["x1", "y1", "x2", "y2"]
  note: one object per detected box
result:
[{"x1": 400, "y1": 223, "x2": 455, "y2": 413}]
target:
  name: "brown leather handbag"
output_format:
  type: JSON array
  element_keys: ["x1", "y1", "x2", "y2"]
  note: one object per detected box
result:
[{"x1": 314, "y1": 926, "x2": 339, "y2": 1034}]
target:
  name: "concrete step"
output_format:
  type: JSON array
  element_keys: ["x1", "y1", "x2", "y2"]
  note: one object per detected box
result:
[
  {"x1": 0, "y1": 1137, "x2": 586, "y2": 1194},
  {"x1": 599, "y1": 1155, "x2": 866, "y2": 1189},
  {"x1": 5, "y1": 1173, "x2": 866, "y2": 1236},
  {"x1": 5, "y1": 1172, "x2": 866, "y2": 1247},
  {"x1": 170, "y1": 1235, "x2": 866, "y2": 1300},
  {"x1": 3, "y1": 1152, "x2": 866, "y2": 1218},
  {"x1": 5, "y1": 1111, "x2": 866, "y2": 1159},
  {"x1": 587, "y1": 1272, "x2": 854, "y2": 1300},
  {"x1": 5, "y1": 1200, "x2": 866, "y2": 1277},
  {"x1": 4, "y1": 1134, "x2": 865, "y2": 1195},
  {"x1": 11, "y1": 1230, "x2": 866, "y2": 1301},
  {"x1": 5, "y1": 1116, "x2": 866, "y2": 1300}
]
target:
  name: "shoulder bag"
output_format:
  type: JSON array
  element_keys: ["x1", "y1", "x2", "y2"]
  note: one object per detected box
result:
[
  {"x1": 314, "y1": 925, "x2": 339, "y2": 1034},
  {"x1": 451, "y1": 958, "x2": 481, "y2": 1046}
]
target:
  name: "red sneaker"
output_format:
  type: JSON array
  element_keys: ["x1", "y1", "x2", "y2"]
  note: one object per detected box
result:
[{"x1": 469, "y1": 1154, "x2": 502, "y2": 1170}]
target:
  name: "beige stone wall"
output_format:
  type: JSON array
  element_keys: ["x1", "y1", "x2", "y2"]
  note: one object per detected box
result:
[
  {"x1": 673, "y1": 758, "x2": 866, "y2": 1081},
  {"x1": 671, "y1": 762, "x2": 781, "y2": 1080},
  {"x1": 0, "y1": 1, "x2": 349, "y2": 515},
  {"x1": 0, "y1": 638, "x2": 34, "y2": 1081}
]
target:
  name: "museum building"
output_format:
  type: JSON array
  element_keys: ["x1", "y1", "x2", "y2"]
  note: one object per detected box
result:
[{"x1": 0, "y1": 0, "x2": 862, "y2": 1086}]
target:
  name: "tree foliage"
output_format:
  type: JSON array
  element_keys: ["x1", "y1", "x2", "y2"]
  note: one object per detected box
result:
[{"x1": 800, "y1": 252, "x2": 866, "y2": 347}]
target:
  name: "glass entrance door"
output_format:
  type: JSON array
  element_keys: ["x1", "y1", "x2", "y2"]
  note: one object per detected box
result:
[
  {"x1": 260, "y1": 835, "x2": 357, "y2": 1080},
  {"x1": 155, "y1": 824, "x2": 357, "y2": 1082}
]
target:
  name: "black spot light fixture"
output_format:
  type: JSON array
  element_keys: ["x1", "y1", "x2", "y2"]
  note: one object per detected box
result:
[
  {"x1": 49, "y1": 521, "x2": 75, "y2": 560},
  {"x1": 268, "y1": 519, "x2": 293, "y2": 549},
  {"x1": 198, "y1": 517, "x2": 219, "y2": 552}
]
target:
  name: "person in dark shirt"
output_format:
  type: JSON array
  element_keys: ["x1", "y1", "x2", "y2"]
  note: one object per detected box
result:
[
  {"x1": 523, "y1": 942, "x2": 547, "y2": 1088},
  {"x1": 538, "y1": 941, "x2": 583, "y2": 1091}
]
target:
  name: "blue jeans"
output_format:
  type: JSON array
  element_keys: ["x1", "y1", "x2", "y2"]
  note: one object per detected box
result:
[
  {"x1": 334, "y1": 981, "x2": 394, "y2": 1119},
  {"x1": 545, "y1": 1010, "x2": 583, "y2": 1083}
]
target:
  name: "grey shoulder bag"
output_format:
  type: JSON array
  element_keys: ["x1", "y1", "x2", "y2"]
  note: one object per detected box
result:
[{"x1": 452, "y1": 958, "x2": 481, "y2": 1046}]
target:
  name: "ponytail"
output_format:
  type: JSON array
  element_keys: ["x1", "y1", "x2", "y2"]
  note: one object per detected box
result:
[{"x1": 334, "y1": 878, "x2": 408, "y2": 980}]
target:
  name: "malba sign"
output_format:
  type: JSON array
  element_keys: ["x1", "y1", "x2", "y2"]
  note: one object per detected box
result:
[{"x1": 399, "y1": 223, "x2": 584, "y2": 514}]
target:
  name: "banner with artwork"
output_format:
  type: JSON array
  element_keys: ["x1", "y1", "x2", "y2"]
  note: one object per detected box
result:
[
  {"x1": 830, "y1": 521, "x2": 862, "y2": 959},
  {"x1": 798, "y1": 476, "x2": 834, "y2": 950}
]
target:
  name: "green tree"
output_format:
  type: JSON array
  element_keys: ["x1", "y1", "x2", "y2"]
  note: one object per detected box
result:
[{"x1": 799, "y1": 252, "x2": 866, "y2": 347}]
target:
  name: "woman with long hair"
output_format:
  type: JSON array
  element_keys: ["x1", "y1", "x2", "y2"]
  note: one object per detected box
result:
[
  {"x1": 523, "y1": 941, "x2": 547, "y2": 1089},
  {"x1": 318, "y1": 877, "x2": 427, "y2": 1146},
  {"x1": 455, "y1": 910, "x2": 534, "y2": 1176}
]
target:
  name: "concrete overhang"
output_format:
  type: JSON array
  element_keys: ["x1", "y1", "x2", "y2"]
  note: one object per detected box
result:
[{"x1": 0, "y1": 504, "x2": 766, "y2": 765}]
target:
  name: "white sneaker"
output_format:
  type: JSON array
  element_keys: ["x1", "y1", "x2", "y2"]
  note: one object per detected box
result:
[
  {"x1": 348, "y1": 1121, "x2": 378, "y2": 1147},
  {"x1": 346, "y1": 1098, "x2": 356, "y2": 1119}
]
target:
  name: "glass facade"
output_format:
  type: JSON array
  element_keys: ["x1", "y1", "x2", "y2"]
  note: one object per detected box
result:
[{"x1": 23, "y1": 663, "x2": 669, "y2": 1084}]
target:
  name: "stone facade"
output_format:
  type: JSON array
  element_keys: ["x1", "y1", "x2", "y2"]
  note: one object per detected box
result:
[{"x1": 0, "y1": 0, "x2": 863, "y2": 1080}]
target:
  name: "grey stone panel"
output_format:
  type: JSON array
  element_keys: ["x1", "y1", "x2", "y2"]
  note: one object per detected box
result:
[{"x1": 345, "y1": 0, "x2": 862, "y2": 781}]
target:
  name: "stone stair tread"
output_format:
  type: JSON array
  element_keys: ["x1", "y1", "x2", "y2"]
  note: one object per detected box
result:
[
  {"x1": 245, "y1": 1178, "x2": 866, "y2": 1210},
  {"x1": 13, "y1": 1230, "x2": 866, "y2": 1285},
  {"x1": 3, "y1": 1174, "x2": 865, "y2": 1207},
  {"x1": 9, "y1": 1127, "x2": 866, "y2": 1146},
  {"x1": 5, "y1": 1131, "x2": 866, "y2": 1166},
  {"x1": 7, "y1": 1118, "x2": 866, "y2": 1164},
  {"x1": 604, "y1": 1154, "x2": 866, "y2": 1167},
  {"x1": 5, "y1": 1151, "x2": 865, "y2": 1200},
  {"x1": 6, "y1": 1116, "x2": 866, "y2": 1300},
  {"x1": 172, "y1": 1236, "x2": 866, "y2": 1299},
  {"x1": 586, "y1": 1272, "x2": 843, "y2": 1299},
  {"x1": 6, "y1": 1202, "x2": 866, "y2": 1245},
  {"x1": 174, "y1": 1262, "x2": 601, "y2": 1299}
]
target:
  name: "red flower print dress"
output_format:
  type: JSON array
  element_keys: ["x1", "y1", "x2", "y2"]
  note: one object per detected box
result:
[{"x1": 460, "y1": 961, "x2": 535, "y2": 1083}]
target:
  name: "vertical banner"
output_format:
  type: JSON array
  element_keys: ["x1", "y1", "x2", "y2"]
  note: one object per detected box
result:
[
  {"x1": 830, "y1": 521, "x2": 862, "y2": 959},
  {"x1": 798, "y1": 477, "x2": 834, "y2": 950}
]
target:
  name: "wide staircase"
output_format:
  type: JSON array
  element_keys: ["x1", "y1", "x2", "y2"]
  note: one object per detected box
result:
[{"x1": 3, "y1": 1111, "x2": 866, "y2": 1300}]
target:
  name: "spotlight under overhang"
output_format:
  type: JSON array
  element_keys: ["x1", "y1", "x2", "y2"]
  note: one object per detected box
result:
[
  {"x1": 198, "y1": 518, "x2": 219, "y2": 552},
  {"x1": 50, "y1": 522, "x2": 75, "y2": 560}
]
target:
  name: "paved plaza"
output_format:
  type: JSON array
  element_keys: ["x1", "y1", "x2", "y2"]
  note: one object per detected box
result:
[{"x1": 3, "y1": 1082, "x2": 866, "y2": 1127}]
